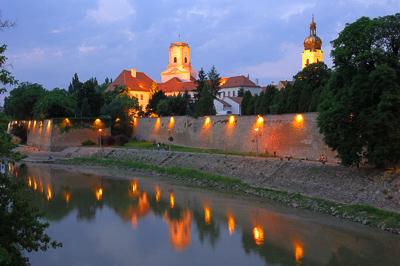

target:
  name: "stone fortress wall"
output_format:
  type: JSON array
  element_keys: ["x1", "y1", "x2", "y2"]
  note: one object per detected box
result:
[
  {"x1": 23, "y1": 119, "x2": 110, "y2": 151},
  {"x1": 133, "y1": 113, "x2": 338, "y2": 162}
]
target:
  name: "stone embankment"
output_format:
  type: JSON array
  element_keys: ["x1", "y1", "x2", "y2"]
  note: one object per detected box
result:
[{"x1": 19, "y1": 146, "x2": 400, "y2": 213}]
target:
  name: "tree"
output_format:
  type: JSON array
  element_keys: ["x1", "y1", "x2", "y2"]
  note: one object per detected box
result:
[
  {"x1": 0, "y1": 174, "x2": 62, "y2": 265},
  {"x1": 101, "y1": 94, "x2": 138, "y2": 136},
  {"x1": 241, "y1": 91, "x2": 255, "y2": 115},
  {"x1": 156, "y1": 94, "x2": 192, "y2": 116},
  {"x1": 33, "y1": 89, "x2": 76, "y2": 119},
  {"x1": 146, "y1": 90, "x2": 167, "y2": 115},
  {"x1": 207, "y1": 65, "x2": 221, "y2": 98},
  {"x1": 193, "y1": 67, "x2": 218, "y2": 116},
  {"x1": 70, "y1": 76, "x2": 104, "y2": 118},
  {"x1": 318, "y1": 13, "x2": 400, "y2": 167},
  {"x1": 4, "y1": 83, "x2": 45, "y2": 119}
]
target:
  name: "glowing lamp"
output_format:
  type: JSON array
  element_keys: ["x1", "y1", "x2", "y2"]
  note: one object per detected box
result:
[
  {"x1": 94, "y1": 118, "x2": 102, "y2": 125},
  {"x1": 204, "y1": 117, "x2": 211, "y2": 126},
  {"x1": 254, "y1": 127, "x2": 259, "y2": 132},
  {"x1": 257, "y1": 116, "x2": 264, "y2": 124},
  {"x1": 96, "y1": 188, "x2": 103, "y2": 201},
  {"x1": 295, "y1": 114, "x2": 304, "y2": 123},
  {"x1": 98, "y1": 128, "x2": 103, "y2": 132},
  {"x1": 115, "y1": 117, "x2": 121, "y2": 123},
  {"x1": 228, "y1": 115, "x2": 235, "y2": 125}
]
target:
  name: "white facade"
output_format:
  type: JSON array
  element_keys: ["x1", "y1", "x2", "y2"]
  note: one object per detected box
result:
[
  {"x1": 218, "y1": 86, "x2": 262, "y2": 99},
  {"x1": 214, "y1": 97, "x2": 241, "y2": 115}
]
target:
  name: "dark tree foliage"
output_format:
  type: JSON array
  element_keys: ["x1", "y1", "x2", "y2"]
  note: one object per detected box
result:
[
  {"x1": 146, "y1": 90, "x2": 167, "y2": 115},
  {"x1": 33, "y1": 89, "x2": 76, "y2": 119},
  {"x1": 0, "y1": 174, "x2": 62, "y2": 266},
  {"x1": 240, "y1": 63, "x2": 330, "y2": 116},
  {"x1": 4, "y1": 83, "x2": 45, "y2": 120},
  {"x1": 156, "y1": 93, "x2": 191, "y2": 116},
  {"x1": 318, "y1": 13, "x2": 400, "y2": 167},
  {"x1": 193, "y1": 67, "x2": 218, "y2": 117},
  {"x1": 70, "y1": 76, "x2": 104, "y2": 118},
  {"x1": 101, "y1": 94, "x2": 138, "y2": 136}
]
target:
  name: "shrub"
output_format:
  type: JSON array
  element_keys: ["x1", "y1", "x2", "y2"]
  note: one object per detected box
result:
[
  {"x1": 114, "y1": 134, "x2": 130, "y2": 146},
  {"x1": 81, "y1": 140, "x2": 96, "y2": 146}
]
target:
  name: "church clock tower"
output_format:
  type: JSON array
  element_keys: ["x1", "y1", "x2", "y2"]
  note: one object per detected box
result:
[
  {"x1": 161, "y1": 42, "x2": 195, "y2": 83},
  {"x1": 302, "y1": 16, "x2": 324, "y2": 69}
]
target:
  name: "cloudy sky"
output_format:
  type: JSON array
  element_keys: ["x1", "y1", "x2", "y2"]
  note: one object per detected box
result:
[{"x1": 1, "y1": 0, "x2": 399, "y2": 93}]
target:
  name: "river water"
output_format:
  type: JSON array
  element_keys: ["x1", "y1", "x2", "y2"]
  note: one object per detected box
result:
[{"x1": 17, "y1": 164, "x2": 399, "y2": 266}]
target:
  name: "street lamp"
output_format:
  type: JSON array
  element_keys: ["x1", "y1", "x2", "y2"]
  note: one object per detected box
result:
[
  {"x1": 254, "y1": 127, "x2": 261, "y2": 157},
  {"x1": 98, "y1": 128, "x2": 103, "y2": 149}
]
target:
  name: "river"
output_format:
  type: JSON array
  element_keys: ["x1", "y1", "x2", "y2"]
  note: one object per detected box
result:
[{"x1": 17, "y1": 163, "x2": 400, "y2": 266}]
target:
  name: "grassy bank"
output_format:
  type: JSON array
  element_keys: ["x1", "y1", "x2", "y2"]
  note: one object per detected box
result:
[
  {"x1": 124, "y1": 140, "x2": 269, "y2": 157},
  {"x1": 63, "y1": 156, "x2": 400, "y2": 234}
]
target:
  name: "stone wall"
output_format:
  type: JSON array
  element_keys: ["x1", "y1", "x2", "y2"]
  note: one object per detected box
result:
[
  {"x1": 26, "y1": 119, "x2": 110, "y2": 151},
  {"x1": 133, "y1": 113, "x2": 337, "y2": 162}
]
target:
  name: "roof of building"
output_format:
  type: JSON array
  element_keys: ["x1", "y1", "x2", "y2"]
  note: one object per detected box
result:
[
  {"x1": 214, "y1": 98, "x2": 231, "y2": 108},
  {"x1": 304, "y1": 16, "x2": 322, "y2": 51},
  {"x1": 158, "y1": 77, "x2": 197, "y2": 93},
  {"x1": 107, "y1": 70, "x2": 154, "y2": 92},
  {"x1": 225, "y1": 96, "x2": 243, "y2": 105},
  {"x1": 220, "y1": 75, "x2": 258, "y2": 88}
]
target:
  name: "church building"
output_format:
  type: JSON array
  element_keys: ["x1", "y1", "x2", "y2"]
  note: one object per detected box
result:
[{"x1": 302, "y1": 16, "x2": 324, "y2": 69}]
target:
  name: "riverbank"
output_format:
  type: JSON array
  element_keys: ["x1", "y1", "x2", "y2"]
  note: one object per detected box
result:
[{"x1": 17, "y1": 146, "x2": 400, "y2": 234}]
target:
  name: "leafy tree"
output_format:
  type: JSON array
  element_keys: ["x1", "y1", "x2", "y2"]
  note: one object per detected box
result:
[
  {"x1": 241, "y1": 91, "x2": 255, "y2": 115},
  {"x1": 156, "y1": 94, "x2": 192, "y2": 116},
  {"x1": 146, "y1": 90, "x2": 167, "y2": 115},
  {"x1": 33, "y1": 89, "x2": 76, "y2": 119},
  {"x1": 101, "y1": 94, "x2": 138, "y2": 136},
  {"x1": 70, "y1": 76, "x2": 104, "y2": 118},
  {"x1": 0, "y1": 174, "x2": 62, "y2": 265},
  {"x1": 207, "y1": 65, "x2": 221, "y2": 98},
  {"x1": 318, "y1": 13, "x2": 400, "y2": 167},
  {"x1": 4, "y1": 83, "x2": 45, "y2": 119}
]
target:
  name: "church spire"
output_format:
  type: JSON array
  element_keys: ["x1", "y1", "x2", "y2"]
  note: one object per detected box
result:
[{"x1": 310, "y1": 14, "x2": 317, "y2": 36}]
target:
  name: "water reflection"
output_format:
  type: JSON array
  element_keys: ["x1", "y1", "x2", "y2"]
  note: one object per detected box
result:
[{"x1": 18, "y1": 164, "x2": 400, "y2": 266}]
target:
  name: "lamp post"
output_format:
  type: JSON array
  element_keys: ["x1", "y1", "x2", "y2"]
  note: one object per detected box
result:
[
  {"x1": 98, "y1": 128, "x2": 103, "y2": 150},
  {"x1": 254, "y1": 127, "x2": 260, "y2": 157}
]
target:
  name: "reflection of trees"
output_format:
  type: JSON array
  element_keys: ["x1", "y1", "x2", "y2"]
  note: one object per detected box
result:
[
  {"x1": 327, "y1": 246, "x2": 398, "y2": 266},
  {"x1": 192, "y1": 209, "x2": 220, "y2": 248}
]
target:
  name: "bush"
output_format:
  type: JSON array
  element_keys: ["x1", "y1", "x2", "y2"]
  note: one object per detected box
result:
[
  {"x1": 81, "y1": 140, "x2": 96, "y2": 146},
  {"x1": 101, "y1": 135, "x2": 115, "y2": 146},
  {"x1": 114, "y1": 134, "x2": 130, "y2": 146}
]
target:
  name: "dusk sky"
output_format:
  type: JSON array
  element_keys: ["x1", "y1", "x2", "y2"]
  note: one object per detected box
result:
[{"x1": 1, "y1": 0, "x2": 399, "y2": 95}]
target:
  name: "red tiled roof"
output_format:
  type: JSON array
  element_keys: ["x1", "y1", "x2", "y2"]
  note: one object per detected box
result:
[
  {"x1": 226, "y1": 96, "x2": 243, "y2": 105},
  {"x1": 158, "y1": 77, "x2": 197, "y2": 93},
  {"x1": 220, "y1": 75, "x2": 258, "y2": 88},
  {"x1": 107, "y1": 70, "x2": 154, "y2": 92},
  {"x1": 215, "y1": 98, "x2": 231, "y2": 107}
]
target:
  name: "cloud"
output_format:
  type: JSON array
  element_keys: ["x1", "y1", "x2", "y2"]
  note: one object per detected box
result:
[
  {"x1": 232, "y1": 43, "x2": 302, "y2": 81},
  {"x1": 280, "y1": 2, "x2": 316, "y2": 22},
  {"x1": 78, "y1": 44, "x2": 98, "y2": 54},
  {"x1": 87, "y1": 0, "x2": 135, "y2": 23},
  {"x1": 9, "y1": 48, "x2": 46, "y2": 62}
]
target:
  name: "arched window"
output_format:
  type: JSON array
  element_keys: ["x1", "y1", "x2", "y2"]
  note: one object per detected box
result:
[
  {"x1": 174, "y1": 57, "x2": 177, "y2": 63},
  {"x1": 184, "y1": 57, "x2": 187, "y2": 63},
  {"x1": 306, "y1": 59, "x2": 310, "y2": 66},
  {"x1": 317, "y1": 59, "x2": 319, "y2": 63}
]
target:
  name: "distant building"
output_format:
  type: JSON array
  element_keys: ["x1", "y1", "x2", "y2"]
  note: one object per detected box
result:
[
  {"x1": 107, "y1": 68, "x2": 154, "y2": 109},
  {"x1": 302, "y1": 15, "x2": 324, "y2": 69},
  {"x1": 214, "y1": 96, "x2": 242, "y2": 115},
  {"x1": 107, "y1": 42, "x2": 261, "y2": 115},
  {"x1": 160, "y1": 42, "x2": 197, "y2": 83}
]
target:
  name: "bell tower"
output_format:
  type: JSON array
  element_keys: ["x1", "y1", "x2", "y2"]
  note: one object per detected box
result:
[
  {"x1": 161, "y1": 42, "x2": 195, "y2": 83},
  {"x1": 302, "y1": 15, "x2": 324, "y2": 69}
]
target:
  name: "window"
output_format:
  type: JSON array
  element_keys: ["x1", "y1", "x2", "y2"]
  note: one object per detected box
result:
[
  {"x1": 306, "y1": 59, "x2": 309, "y2": 66},
  {"x1": 317, "y1": 59, "x2": 319, "y2": 63},
  {"x1": 135, "y1": 94, "x2": 138, "y2": 98},
  {"x1": 174, "y1": 57, "x2": 177, "y2": 63},
  {"x1": 140, "y1": 94, "x2": 143, "y2": 100},
  {"x1": 228, "y1": 91, "x2": 230, "y2": 97},
  {"x1": 233, "y1": 91, "x2": 235, "y2": 97},
  {"x1": 184, "y1": 57, "x2": 187, "y2": 63}
]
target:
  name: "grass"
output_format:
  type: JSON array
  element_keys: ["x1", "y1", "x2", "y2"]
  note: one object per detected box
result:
[
  {"x1": 64, "y1": 156, "x2": 400, "y2": 234},
  {"x1": 124, "y1": 140, "x2": 269, "y2": 158}
]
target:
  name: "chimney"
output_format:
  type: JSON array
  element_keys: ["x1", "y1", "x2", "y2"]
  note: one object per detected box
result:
[{"x1": 131, "y1": 68, "x2": 137, "y2": 78}]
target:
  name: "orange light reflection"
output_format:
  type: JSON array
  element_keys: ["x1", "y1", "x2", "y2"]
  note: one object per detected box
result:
[{"x1": 253, "y1": 226, "x2": 264, "y2": 245}]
